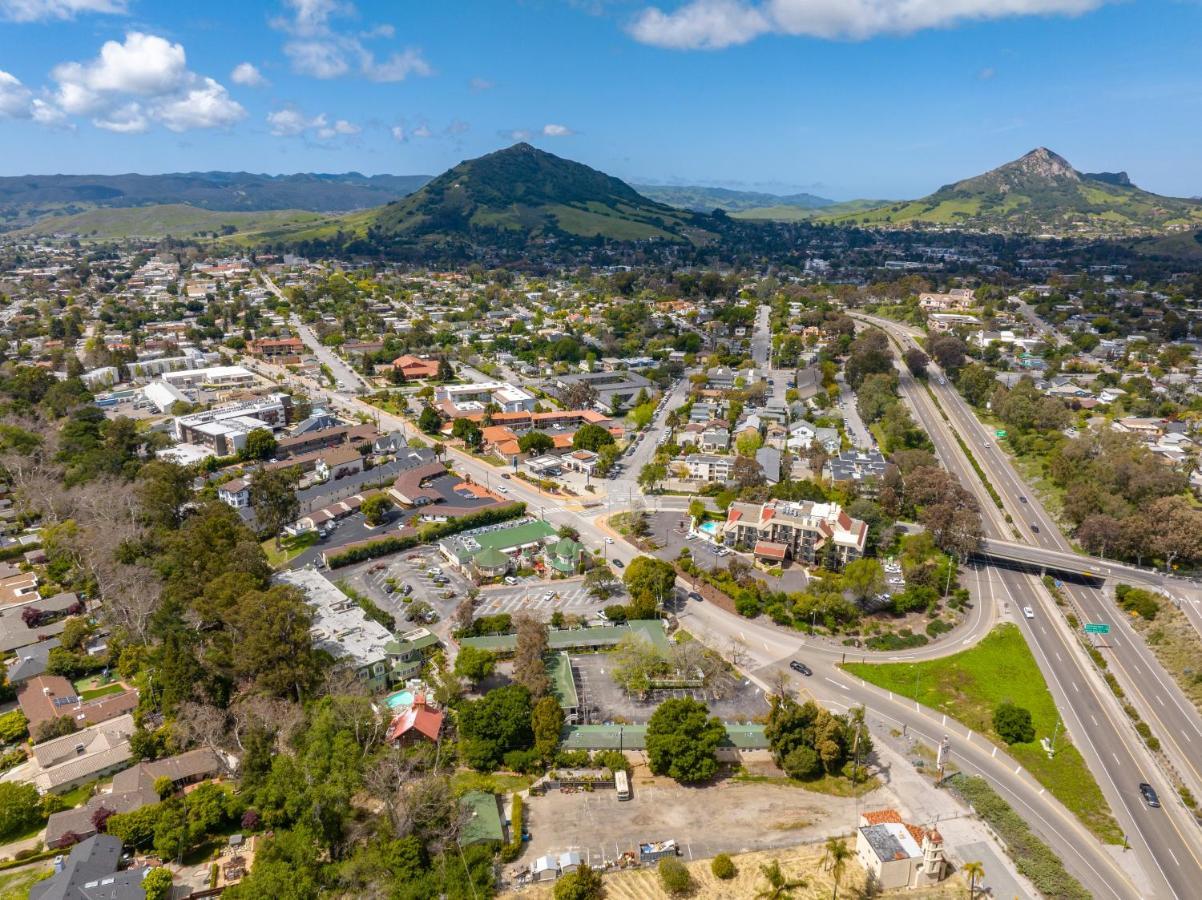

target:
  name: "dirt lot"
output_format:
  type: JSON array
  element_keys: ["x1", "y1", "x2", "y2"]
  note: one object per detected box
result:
[
  {"x1": 514, "y1": 757, "x2": 892, "y2": 873},
  {"x1": 508, "y1": 842, "x2": 964, "y2": 900},
  {"x1": 571, "y1": 653, "x2": 772, "y2": 725}
]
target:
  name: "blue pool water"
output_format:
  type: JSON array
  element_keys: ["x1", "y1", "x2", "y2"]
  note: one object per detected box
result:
[
  {"x1": 386, "y1": 690, "x2": 415, "y2": 709},
  {"x1": 698, "y1": 521, "x2": 721, "y2": 537}
]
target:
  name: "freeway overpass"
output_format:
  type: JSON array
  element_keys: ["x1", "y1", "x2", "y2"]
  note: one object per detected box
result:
[{"x1": 977, "y1": 538, "x2": 1175, "y2": 590}]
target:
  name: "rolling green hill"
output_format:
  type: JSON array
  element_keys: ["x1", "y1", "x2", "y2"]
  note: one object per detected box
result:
[
  {"x1": 633, "y1": 184, "x2": 833, "y2": 213},
  {"x1": 18, "y1": 204, "x2": 341, "y2": 240},
  {"x1": 366, "y1": 143, "x2": 714, "y2": 245},
  {"x1": 733, "y1": 198, "x2": 891, "y2": 222},
  {"x1": 823, "y1": 148, "x2": 1202, "y2": 236}
]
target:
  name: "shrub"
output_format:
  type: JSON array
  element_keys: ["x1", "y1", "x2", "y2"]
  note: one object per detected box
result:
[
  {"x1": 1116, "y1": 584, "x2": 1160, "y2": 621},
  {"x1": 554, "y1": 863, "x2": 604, "y2": 900},
  {"x1": 658, "y1": 856, "x2": 692, "y2": 895},
  {"x1": 502, "y1": 749, "x2": 542, "y2": 774},
  {"x1": 925, "y1": 618, "x2": 952, "y2": 638},
  {"x1": 782, "y1": 745, "x2": 822, "y2": 780},
  {"x1": 500, "y1": 794, "x2": 524, "y2": 862},
  {"x1": 711, "y1": 853, "x2": 736, "y2": 880},
  {"x1": 993, "y1": 702, "x2": 1035, "y2": 744},
  {"x1": 593, "y1": 749, "x2": 629, "y2": 773}
]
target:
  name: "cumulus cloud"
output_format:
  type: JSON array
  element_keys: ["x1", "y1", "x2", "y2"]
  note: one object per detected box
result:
[
  {"x1": 628, "y1": 0, "x2": 1108, "y2": 48},
  {"x1": 0, "y1": 0, "x2": 125, "y2": 22},
  {"x1": 231, "y1": 62, "x2": 267, "y2": 87},
  {"x1": 390, "y1": 124, "x2": 406, "y2": 142},
  {"x1": 268, "y1": 106, "x2": 359, "y2": 140},
  {"x1": 469, "y1": 76, "x2": 494, "y2": 92},
  {"x1": 412, "y1": 123, "x2": 432, "y2": 139},
  {"x1": 44, "y1": 31, "x2": 244, "y2": 132},
  {"x1": 0, "y1": 71, "x2": 33, "y2": 118},
  {"x1": 275, "y1": 0, "x2": 432, "y2": 82},
  {"x1": 542, "y1": 123, "x2": 574, "y2": 137}
]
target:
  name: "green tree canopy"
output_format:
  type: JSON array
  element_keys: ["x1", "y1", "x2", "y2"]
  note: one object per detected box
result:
[{"x1": 645, "y1": 697, "x2": 724, "y2": 784}]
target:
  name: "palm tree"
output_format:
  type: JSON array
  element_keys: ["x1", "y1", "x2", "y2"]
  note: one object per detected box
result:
[
  {"x1": 755, "y1": 860, "x2": 807, "y2": 900},
  {"x1": 823, "y1": 837, "x2": 853, "y2": 900},
  {"x1": 963, "y1": 860, "x2": 985, "y2": 899}
]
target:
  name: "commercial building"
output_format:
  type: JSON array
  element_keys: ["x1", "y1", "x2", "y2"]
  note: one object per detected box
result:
[
  {"x1": 722, "y1": 499, "x2": 868, "y2": 569},
  {"x1": 436, "y1": 381, "x2": 536, "y2": 416},
  {"x1": 173, "y1": 393, "x2": 292, "y2": 456},
  {"x1": 682, "y1": 454, "x2": 734, "y2": 483},
  {"x1": 827, "y1": 449, "x2": 889, "y2": 494},
  {"x1": 439, "y1": 518, "x2": 559, "y2": 578},
  {"x1": 248, "y1": 336, "x2": 305, "y2": 361},
  {"x1": 160, "y1": 364, "x2": 258, "y2": 392},
  {"x1": 553, "y1": 371, "x2": 652, "y2": 409},
  {"x1": 855, "y1": 809, "x2": 948, "y2": 890}
]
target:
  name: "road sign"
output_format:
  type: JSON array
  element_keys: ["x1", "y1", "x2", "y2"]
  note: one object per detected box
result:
[
  {"x1": 1084, "y1": 622, "x2": 1111, "y2": 635},
  {"x1": 995, "y1": 429, "x2": 1007, "y2": 438}
]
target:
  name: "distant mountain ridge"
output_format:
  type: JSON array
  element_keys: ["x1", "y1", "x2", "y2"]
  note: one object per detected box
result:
[
  {"x1": 0, "y1": 171, "x2": 433, "y2": 226},
  {"x1": 825, "y1": 148, "x2": 1202, "y2": 235},
  {"x1": 633, "y1": 183, "x2": 834, "y2": 213},
  {"x1": 363, "y1": 143, "x2": 714, "y2": 245}
]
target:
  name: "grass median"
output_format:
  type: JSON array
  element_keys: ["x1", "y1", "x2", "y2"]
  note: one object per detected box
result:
[{"x1": 844, "y1": 623, "x2": 1123, "y2": 844}]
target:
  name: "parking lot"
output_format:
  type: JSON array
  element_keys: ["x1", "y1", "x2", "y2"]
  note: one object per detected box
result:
[
  {"x1": 337, "y1": 546, "x2": 473, "y2": 628},
  {"x1": 474, "y1": 576, "x2": 625, "y2": 620},
  {"x1": 520, "y1": 764, "x2": 880, "y2": 868},
  {"x1": 571, "y1": 653, "x2": 772, "y2": 725}
]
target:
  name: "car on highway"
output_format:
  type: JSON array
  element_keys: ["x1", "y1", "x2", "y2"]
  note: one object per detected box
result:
[
  {"x1": 1030, "y1": 523, "x2": 1039, "y2": 533},
  {"x1": 1023, "y1": 606, "x2": 1035, "y2": 619},
  {"x1": 1019, "y1": 495, "x2": 1027, "y2": 503},
  {"x1": 497, "y1": 486, "x2": 508, "y2": 493},
  {"x1": 612, "y1": 559, "x2": 624, "y2": 569},
  {"x1": 500, "y1": 472, "x2": 511, "y2": 479},
  {"x1": 1139, "y1": 782, "x2": 1160, "y2": 808},
  {"x1": 789, "y1": 660, "x2": 813, "y2": 676}
]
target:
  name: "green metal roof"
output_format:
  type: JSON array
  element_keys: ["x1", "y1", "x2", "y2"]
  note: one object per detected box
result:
[
  {"x1": 559, "y1": 723, "x2": 767, "y2": 751},
  {"x1": 473, "y1": 547, "x2": 510, "y2": 570},
  {"x1": 442, "y1": 519, "x2": 558, "y2": 564},
  {"x1": 458, "y1": 620, "x2": 668, "y2": 654},
  {"x1": 548, "y1": 651, "x2": 578, "y2": 710},
  {"x1": 458, "y1": 790, "x2": 504, "y2": 846}
]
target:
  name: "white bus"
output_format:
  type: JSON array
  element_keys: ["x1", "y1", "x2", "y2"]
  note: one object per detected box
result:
[{"x1": 615, "y1": 769, "x2": 631, "y2": 801}]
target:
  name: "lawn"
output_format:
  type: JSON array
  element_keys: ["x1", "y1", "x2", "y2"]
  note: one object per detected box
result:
[
  {"x1": 262, "y1": 531, "x2": 318, "y2": 569},
  {"x1": 449, "y1": 771, "x2": 533, "y2": 798},
  {"x1": 844, "y1": 623, "x2": 1123, "y2": 844},
  {"x1": 0, "y1": 865, "x2": 53, "y2": 900},
  {"x1": 75, "y1": 683, "x2": 125, "y2": 702},
  {"x1": 731, "y1": 770, "x2": 881, "y2": 798}
]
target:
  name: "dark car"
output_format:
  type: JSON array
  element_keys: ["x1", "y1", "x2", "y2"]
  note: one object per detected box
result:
[
  {"x1": 1030, "y1": 523, "x2": 1040, "y2": 533},
  {"x1": 1019, "y1": 495, "x2": 1028, "y2": 503},
  {"x1": 789, "y1": 660, "x2": 812, "y2": 676},
  {"x1": 687, "y1": 591, "x2": 703, "y2": 603},
  {"x1": 1139, "y1": 783, "x2": 1161, "y2": 808},
  {"x1": 612, "y1": 559, "x2": 624, "y2": 569}
]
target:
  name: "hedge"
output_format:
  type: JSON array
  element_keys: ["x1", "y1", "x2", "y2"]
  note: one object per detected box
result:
[
  {"x1": 326, "y1": 502, "x2": 526, "y2": 568},
  {"x1": 949, "y1": 774, "x2": 1090, "y2": 900},
  {"x1": 0, "y1": 542, "x2": 39, "y2": 563},
  {"x1": 500, "y1": 794, "x2": 524, "y2": 862}
]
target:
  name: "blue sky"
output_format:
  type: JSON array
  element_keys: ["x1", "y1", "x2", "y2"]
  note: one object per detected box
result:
[{"x1": 0, "y1": 0, "x2": 1199, "y2": 199}]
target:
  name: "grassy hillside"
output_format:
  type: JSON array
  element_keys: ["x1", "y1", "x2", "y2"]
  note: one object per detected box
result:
[
  {"x1": 733, "y1": 198, "x2": 890, "y2": 221},
  {"x1": 367, "y1": 143, "x2": 713, "y2": 245},
  {"x1": 634, "y1": 184, "x2": 832, "y2": 213},
  {"x1": 822, "y1": 148, "x2": 1202, "y2": 236},
  {"x1": 17, "y1": 204, "x2": 339, "y2": 240}
]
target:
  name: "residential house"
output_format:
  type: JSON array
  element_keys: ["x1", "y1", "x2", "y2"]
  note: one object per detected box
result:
[
  {"x1": 0, "y1": 561, "x2": 39, "y2": 605},
  {"x1": 217, "y1": 478, "x2": 250, "y2": 509},
  {"x1": 385, "y1": 695, "x2": 444, "y2": 746},
  {"x1": 698, "y1": 426, "x2": 731, "y2": 452},
  {"x1": 5, "y1": 637, "x2": 59, "y2": 685},
  {"x1": 681, "y1": 454, "x2": 734, "y2": 484},
  {"x1": 16, "y1": 714, "x2": 137, "y2": 794},
  {"x1": 386, "y1": 627, "x2": 441, "y2": 681},
  {"x1": 392, "y1": 355, "x2": 440, "y2": 380},
  {"x1": 247, "y1": 336, "x2": 304, "y2": 361},
  {"x1": 0, "y1": 593, "x2": 86, "y2": 653},
  {"x1": 755, "y1": 447, "x2": 782, "y2": 485},
  {"x1": 29, "y1": 835, "x2": 153, "y2": 900},
  {"x1": 316, "y1": 445, "x2": 365, "y2": 482},
  {"x1": 827, "y1": 449, "x2": 889, "y2": 494},
  {"x1": 17, "y1": 675, "x2": 138, "y2": 732}
]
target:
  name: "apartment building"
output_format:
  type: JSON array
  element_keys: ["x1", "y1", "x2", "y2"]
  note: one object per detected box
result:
[{"x1": 722, "y1": 498, "x2": 867, "y2": 569}]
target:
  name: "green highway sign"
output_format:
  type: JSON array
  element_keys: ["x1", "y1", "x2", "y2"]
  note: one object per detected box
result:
[
  {"x1": 995, "y1": 430, "x2": 1007, "y2": 438},
  {"x1": 1083, "y1": 623, "x2": 1111, "y2": 635}
]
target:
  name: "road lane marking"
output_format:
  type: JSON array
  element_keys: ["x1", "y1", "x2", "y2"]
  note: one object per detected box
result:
[
  {"x1": 1091, "y1": 715, "x2": 1099, "y2": 727},
  {"x1": 1113, "y1": 753, "x2": 1121, "y2": 764},
  {"x1": 1167, "y1": 848, "x2": 1179, "y2": 867},
  {"x1": 823, "y1": 677, "x2": 850, "y2": 691}
]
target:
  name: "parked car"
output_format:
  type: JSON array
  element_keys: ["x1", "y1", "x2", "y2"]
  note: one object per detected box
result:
[
  {"x1": 605, "y1": 537, "x2": 615, "y2": 544},
  {"x1": 789, "y1": 660, "x2": 813, "y2": 676},
  {"x1": 612, "y1": 559, "x2": 624, "y2": 569},
  {"x1": 504, "y1": 576, "x2": 518, "y2": 585},
  {"x1": 1139, "y1": 782, "x2": 1160, "y2": 808},
  {"x1": 687, "y1": 592, "x2": 703, "y2": 603}
]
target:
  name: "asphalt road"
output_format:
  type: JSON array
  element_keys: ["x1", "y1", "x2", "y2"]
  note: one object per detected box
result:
[{"x1": 854, "y1": 312, "x2": 1202, "y2": 896}]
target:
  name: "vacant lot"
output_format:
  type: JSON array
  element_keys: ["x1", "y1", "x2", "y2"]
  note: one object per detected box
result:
[
  {"x1": 516, "y1": 759, "x2": 888, "y2": 871},
  {"x1": 844, "y1": 623, "x2": 1122, "y2": 844},
  {"x1": 508, "y1": 840, "x2": 964, "y2": 900},
  {"x1": 571, "y1": 653, "x2": 772, "y2": 725}
]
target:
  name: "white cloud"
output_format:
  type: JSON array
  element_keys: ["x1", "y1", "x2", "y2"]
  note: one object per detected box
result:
[
  {"x1": 274, "y1": 0, "x2": 432, "y2": 82},
  {"x1": 45, "y1": 31, "x2": 245, "y2": 132},
  {"x1": 444, "y1": 119, "x2": 470, "y2": 136},
  {"x1": 506, "y1": 129, "x2": 532, "y2": 141},
  {"x1": 412, "y1": 123, "x2": 432, "y2": 139},
  {"x1": 469, "y1": 76, "x2": 494, "y2": 92},
  {"x1": 269, "y1": 106, "x2": 358, "y2": 140},
  {"x1": 231, "y1": 62, "x2": 267, "y2": 87},
  {"x1": 628, "y1": 0, "x2": 1108, "y2": 48},
  {"x1": 390, "y1": 124, "x2": 406, "y2": 142},
  {"x1": 542, "y1": 123, "x2": 574, "y2": 137},
  {"x1": 155, "y1": 77, "x2": 245, "y2": 131},
  {"x1": 0, "y1": 70, "x2": 33, "y2": 118},
  {"x1": 0, "y1": 0, "x2": 125, "y2": 22}
]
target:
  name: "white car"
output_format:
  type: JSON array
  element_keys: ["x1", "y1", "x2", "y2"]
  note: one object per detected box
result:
[
  {"x1": 497, "y1": 486, "x2": 508, "y2": 493},
  {"x1": 542, "y1": 591, "x2": 555, "y2": 602},
  {"x1": 1023, "y1": 606, "x2": 1035, "y2": 619},
  {"x1": 605, "y1": 537, "x2": 614, "y2": 544},
  {"x1": 504, "y1": 576, "x2": 518, "y2": 585}
]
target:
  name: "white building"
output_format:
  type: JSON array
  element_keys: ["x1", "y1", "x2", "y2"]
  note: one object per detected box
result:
[
  {"x1": 161, "y1": 365, "x2": 257, "y2": 392},
  {"x1": 436, "y1": 381, "x2": 536, "y2": 415},
  {"x1": 855, "y1": 809, "x2": 947, "y2": 890}
]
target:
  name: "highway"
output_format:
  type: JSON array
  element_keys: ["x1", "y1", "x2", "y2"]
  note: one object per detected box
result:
[{"x1": 853, "y1": 312, "x2": 1202, "y2": 897}]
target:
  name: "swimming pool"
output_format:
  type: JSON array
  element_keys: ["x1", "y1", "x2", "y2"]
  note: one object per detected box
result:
[
  {"x1": 698, "y1": 521, "x2": 721, "y2": 538},
  {"x1": 386, "y1": 690, "x2": 415, "y2": 709}
]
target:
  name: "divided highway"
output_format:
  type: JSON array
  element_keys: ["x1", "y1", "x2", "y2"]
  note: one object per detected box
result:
[{"x1": 853, "y1": 312, "x2": 1202, "y2": 897}]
